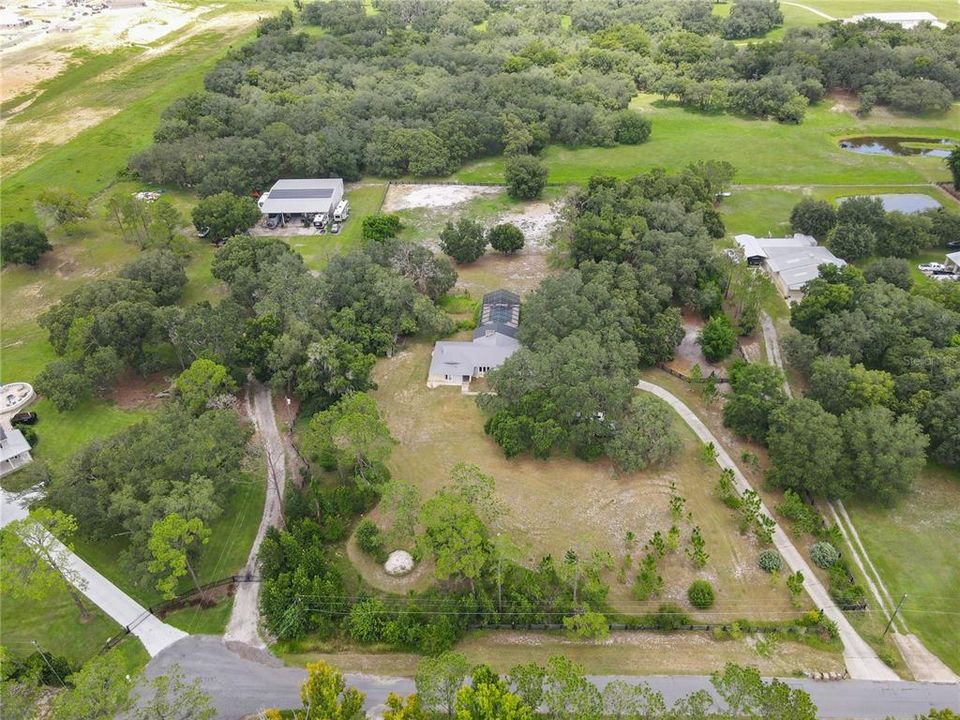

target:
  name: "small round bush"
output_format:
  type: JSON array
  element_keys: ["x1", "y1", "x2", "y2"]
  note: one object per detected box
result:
[
  {"x1": 687, "y1": 579, "x2": 715, "y2": 609},
  {"x1": 758, "y1": 549, "x2": 783, "y2": 573},
  {"x1": 810, "y1": 541, "x2": 840, "y2": 569}
]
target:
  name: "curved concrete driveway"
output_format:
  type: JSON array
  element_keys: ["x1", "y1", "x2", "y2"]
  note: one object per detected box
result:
[
  {"x1": 146, "y1": 636, "x2": 959, "y2": 720},
  {"x1": 636, "y1": 380, "x2": 899, "y2": 682},
  {"x1": 0, "y1": 488, "x2": 186, "y2": 657}
]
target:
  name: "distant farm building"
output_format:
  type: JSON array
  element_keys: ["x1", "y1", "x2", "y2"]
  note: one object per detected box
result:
[
  {"x1": 258, "y1": 179, "x2": 345, "y2": 225},
  {"x1": 427, "y1": 290, "x2": 520, "y2": 388},
  {"x1": 735, "y1": 233, "x2": 846, "y2": 303},
  {"x1": 845, "y1": 12, "x2": 946, "y2": 29}
]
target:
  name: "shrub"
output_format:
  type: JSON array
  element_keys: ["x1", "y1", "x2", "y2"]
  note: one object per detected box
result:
[
  {"x1": 355, "y1": 518, "x2": 386, "y2": 561},
  {"x1": 439, "y1": 218, "x2": 487, "y2": 264},
  {"x1": 562, "y1": 610, "x2": 609, "y2": 640},
  {"x1": 810, "y1": 541, "x2": 839, "y2": 569},
  {"x1": 613, "y1": 110, "x2": 652, "y2": 144},
  {"x1": 648, "y1": 603, "x2": 690, "y2": 630},
  {"x1": 758, "y1": 549, "x2": 783, "y2": 573},
  {"x1": 487, "y1": 223, "x2": 525, "y2": 254},
  {"x1": 1, "y1": 222, "x2": 52, "y2": 267},
  {"x1": 191, "y1": 191, "x2": 260, "y2": 241},
  {"x1": 504, "y1": 154, "x2": 547, "y2": 200},
  {"x1": 361, "y1": 213, "x2": 403, "y2": 242},
  {"x1": 687, "y1": 579, "x2": 715, "y2": 609},
  {"x1": 697, "y1": 313, "x2": 736, "y2": 362}
]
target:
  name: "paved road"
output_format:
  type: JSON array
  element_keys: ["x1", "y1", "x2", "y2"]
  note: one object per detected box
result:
[
  {"x1": 224, "y1": 382, "x2": 287, "y2": 649},
  {"x1": 635, "y1": 380, "x2": 898, "y2": 682},
  {"x1": 146, "y1": 636, "x2": 960, "y2": 719},
  {"x1": 0, "y1": 488, "x2": 186, "y2": 657}
]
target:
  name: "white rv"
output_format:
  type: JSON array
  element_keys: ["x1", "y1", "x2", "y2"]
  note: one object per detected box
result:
[{"x1": 333, "y1": 200, "x2": 350, "y2": 222}]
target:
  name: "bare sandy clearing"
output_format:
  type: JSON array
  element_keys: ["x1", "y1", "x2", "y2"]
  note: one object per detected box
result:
[
  {"x1": 492, "y1": 199, "x2": 559, "y2": 249},
  {"x1": 382, "y1": 183, "x2": 501, "y2": 212}
]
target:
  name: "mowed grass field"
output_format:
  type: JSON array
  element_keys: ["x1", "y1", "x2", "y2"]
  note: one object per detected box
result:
[
  {"x1": 845, "y1": 466, "x2": 960, "y2": 674},
  {"x1": 282, "y1": 628, "x2": 844, "y2": 676},
  {"x1": 456, "y1": 96, "x2": 959, "y2": 187}
]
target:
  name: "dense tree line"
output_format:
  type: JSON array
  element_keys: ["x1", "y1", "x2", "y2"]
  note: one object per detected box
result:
[
  {"x1": 791, "y1": 196, "x2": 960, "y2": 259},
  {"x1": 723, "y1": 259, "x2": 959, "y2": 503},
  {"x1": 34, "y1": 250, "x2": 188, "y2": 410},
  {"x1": 130, "y1": 0, "x2": 957, "y2": 196},
  {"x1": 479, "y1": 167, "x2": 724, "y2": 463},
  {"x1": 44, "y1": 406, "x2": 251, "y2": 575}
]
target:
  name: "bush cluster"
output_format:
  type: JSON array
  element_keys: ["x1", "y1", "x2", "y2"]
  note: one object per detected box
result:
[
  {"x1": 809, "y1": 542, "x2": 840, "y2": 569},
  {"x1": 757, "y1": 549, "x2": 784, "y2": 573},
  {"x1": 687, "y1": 579, "x2": 716, "y2": 609}
]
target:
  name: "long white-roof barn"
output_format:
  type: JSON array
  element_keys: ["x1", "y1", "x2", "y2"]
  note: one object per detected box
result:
[
  {"x1": 846, "y1": 12, "x2": 946, "y2": 29},
  {"x1": 734, "y1": 234, "x2": 846, "y2": 303},
  {"x1": 258, "y1": 179, "x2": 344, "y2": 217}
]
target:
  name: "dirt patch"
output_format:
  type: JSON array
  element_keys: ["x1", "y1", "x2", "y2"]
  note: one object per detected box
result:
[
  {"x1": 455, "y1": 253, "x2": 552, "y2": 297},
  {"x1": 382, "y1": 183, "x2": 501, "y2": 212},
  {"x1": 664, "y1": 310, "x2": 727, "y2": 378},
  {"x1": 492, "y1": 200, "x2": 560, "y2": 250},
  {"x1": 110, "y1": 371, "x2": 170, "y2": 410}
]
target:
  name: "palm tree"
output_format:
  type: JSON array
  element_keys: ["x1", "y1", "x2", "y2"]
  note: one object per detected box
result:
[{"x1": 947, "y1": 146, "x2": 960, "y2": 191}]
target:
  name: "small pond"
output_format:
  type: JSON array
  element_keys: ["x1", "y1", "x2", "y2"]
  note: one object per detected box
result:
[
  {"x1": 837, "y1": 193, "x2": 942, "y2": 214},
  {"x1": 838, "y1": 136, "x2": 957, "y2": 158}
]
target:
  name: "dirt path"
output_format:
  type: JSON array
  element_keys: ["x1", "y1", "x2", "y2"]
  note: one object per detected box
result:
[
  {"x1": 759, "y1": 311, "x2": 957, "y2": 682},
  {"x1": 636, "y1": 379, "x2": 899, "y2": 681},
  {"x1": 780, "y1": 2, "x2": 835, "y2": 21},
  {"x1": 224, "y1": 382, "x2": 287, "y2": 650},
  {"x1": 759, "y1": 312, "x2": 792, "y2": 398}
]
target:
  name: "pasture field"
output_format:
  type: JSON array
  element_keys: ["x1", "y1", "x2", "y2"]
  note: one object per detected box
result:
[
  {"x1": 844, "y1": 466, "x2": 960, "y2": 674},
  {"x1": 456, "y1": 96, "x2": 960, "y2": 187}
]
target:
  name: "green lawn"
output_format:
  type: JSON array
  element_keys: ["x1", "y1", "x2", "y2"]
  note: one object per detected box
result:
[
  {"x1": 845, "y1": 465, "x2": 960, "y2": 674},
  {"x1": 0, "y1": 581, "x2": 148, "y2": 669},
  {"x1": 456, "y1": 97, "x2": 959, "y2": 187},
  {"x1": 163, "y1": 598, "x2": 234, "y2": 636},
  {"x1": 718, "y1": 184, "x2": 957, "y2": 238}
]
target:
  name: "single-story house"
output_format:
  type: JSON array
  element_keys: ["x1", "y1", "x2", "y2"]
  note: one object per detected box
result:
[
  {"x1": 0, "y1": 426, "x2": 32, "y2": 478},
  {"x1": 846, "y1": 12, "x2": 946, "y2": 29},
  {"x1": 427, "y1": 290, "x2": 520, "y2": 388},
  {"x1": 946, "y1": 251, "x2": 960, "y2": 273},
  {"x1": 258, "y1": 179, "x2": 344, "y2": 220},
  {"x1": 734, "y1": 234, "x2": 846, "y2": 303}
]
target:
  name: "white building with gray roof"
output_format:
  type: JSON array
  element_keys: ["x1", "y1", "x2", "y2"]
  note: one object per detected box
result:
[
  {"x1": 734, "y1": 233, "x2": 846, "y2": 303},
  {"x1": 427, "y1": 290, "x2": 520, "y2": 388},
  {"x1": 258, "y1": 178, "x2": 344, "y2": 218}
]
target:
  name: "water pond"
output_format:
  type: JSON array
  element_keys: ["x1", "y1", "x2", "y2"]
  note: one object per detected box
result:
[
  {"x1": 838, "y1": 136, "x2": 957, "y2": 158},
  {"x1": 837, "y1": 193, "x2": 942, "y2": 214}
]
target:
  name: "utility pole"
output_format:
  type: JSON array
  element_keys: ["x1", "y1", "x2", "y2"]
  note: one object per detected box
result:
[{"x1": 882, "y1": 593, "x2": 907, "y2": 637}]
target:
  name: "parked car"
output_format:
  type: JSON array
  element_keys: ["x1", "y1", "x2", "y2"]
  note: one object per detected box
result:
[
  {"x1": 12, "y1": 412, "x2": 37, "y2": 425},
  {"x1": 331, "y1": 222, "x2": 342, "y2": 234},
  {"x1": 265, "y1": 215, "x2": 281, "y2": 230},
  {"x1": 918, "y1": 262, "x2": 947, "y2": 273},
  {"x1": 197, "y1": 226, "x2": 211, "y2": 239}
]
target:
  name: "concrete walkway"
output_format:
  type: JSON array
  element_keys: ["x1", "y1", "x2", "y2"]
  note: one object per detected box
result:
[
  {"x1": 0, "y1": 488, "x2": 186, "y2": 657},
  {"x1": 635, "y1": 380, "x2": 898, "y2": 681},
  {"x1": 147, "y1": 636, "x2": 960, "y2": 720},
  {"x1": 224, "y1": 382, "x2": 287, "y2": 649}
]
